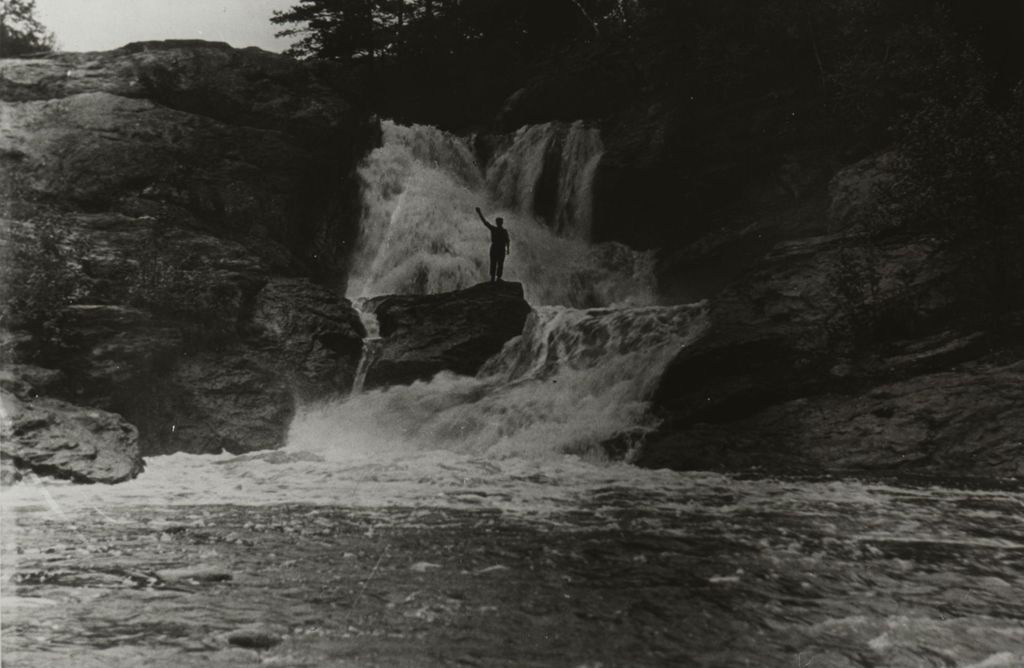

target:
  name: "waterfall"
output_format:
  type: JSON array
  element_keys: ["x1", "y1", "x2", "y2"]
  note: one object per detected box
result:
[
  {"x1": 485, "y1": 120, "x2": 604, "y2": 239},
  {"x1": 350, "y1": 304, "x2": 382, "y2": 396},
  {"x1": 311, "y1": 119, "x2": 704, "y2": 464},
  {"x1": 347, "y1": 120, "x2": 643, "y2": 307},
  {"x1": 289, "y1": 302, "x2": 708, "y2": 462}
]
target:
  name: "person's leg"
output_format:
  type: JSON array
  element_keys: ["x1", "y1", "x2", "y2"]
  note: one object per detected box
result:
[
  {"x1": 496, "y1": 253, "x2": 504, "y2": 280},
  {"x1": 489, "y1": 246, "x2": 501, "y2": 280}
]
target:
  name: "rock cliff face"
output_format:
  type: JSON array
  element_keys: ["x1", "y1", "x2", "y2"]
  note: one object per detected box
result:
[
  {"x1": 363, "y1": 282, "x2": 531, "y2": 389},
  {"x1": 640, "y1": 153, "x2": 1024, "y2": 478},
  {"x1": 1, "y1": 42, "x2": 377, "y2": 481}
]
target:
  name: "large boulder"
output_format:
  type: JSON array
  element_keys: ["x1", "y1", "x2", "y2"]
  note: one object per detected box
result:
[
  {"x1": 652, "y1": 232, "x2": 968, "y2": 424},
  {"x1": 251, "y1": 277, "x2": 366, "y2": 397},
  {"x1": 1, "y1": 370, "x2": 143, "y2": 484},
  {"x1": 363, "y1": 282, "x2": 531, "y2": 388},
  {"x1": 0, "y1": 42, "x2": 376, "y2": 470}
]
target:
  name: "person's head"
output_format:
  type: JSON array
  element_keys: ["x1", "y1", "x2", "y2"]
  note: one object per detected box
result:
[{"x1": 496, "y1": 217, "x2": 504, "y2": 228}]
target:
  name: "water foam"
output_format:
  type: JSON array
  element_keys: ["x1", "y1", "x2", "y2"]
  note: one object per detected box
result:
[{"x1": 289, "y1": 302, "x2": 709, "y2": 463}]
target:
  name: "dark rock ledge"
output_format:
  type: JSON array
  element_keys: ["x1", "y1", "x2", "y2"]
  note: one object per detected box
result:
[
  {"x1": 639, "y1": 154, "x2": 1024, "y2": 479},
  {"x1": 363, "y1": 281, "x2": 532, "y2": 390}
]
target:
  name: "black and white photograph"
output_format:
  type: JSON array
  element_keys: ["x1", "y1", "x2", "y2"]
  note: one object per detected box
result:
[{"x1": 2, "y1": 1, "x2": 1023, "y2": 666}]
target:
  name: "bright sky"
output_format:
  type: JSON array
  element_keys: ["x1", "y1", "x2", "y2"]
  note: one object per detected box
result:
[{"x1": 35, "y1": 0, "x2": 298, "y2": 53}]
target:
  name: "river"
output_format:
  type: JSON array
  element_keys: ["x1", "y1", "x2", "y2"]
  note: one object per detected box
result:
[{"x1": 2, "y1": 122, "x2": 1023, "y2": 667}]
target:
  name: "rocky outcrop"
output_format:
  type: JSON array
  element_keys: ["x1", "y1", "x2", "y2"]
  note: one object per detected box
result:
[
  {"x1": 251, "y1": 278, "x2": 366, "y2": 396},
  {"x1": 1, "y1": 368, "x2": 143, "y2": 483},
  {"x1": 0, "y1": 42, "x2": 376, "y2": 472},
  {"x1": 363, "y1": 282, "x2": 531, "y2": 389},
  {"x1": 1, "y1": 40, "x2": 377, "y2": 275},
  {"x1": 0, "y1": 218, "x2": 367, "y2": 456},
  {"x1": 652, "y1": 232, "x2": 971, "y2": 423},
  {"x1": 643, "y1": 153, "x2": 1024, "y2": 478},
  {"x1": 641, "y1": 358, "x2": 1024, "y2": 478}
]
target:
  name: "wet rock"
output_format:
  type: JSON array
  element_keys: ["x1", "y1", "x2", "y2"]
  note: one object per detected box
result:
[
  {"x1": 225, "y1": 625, "x2": 283, "y2": 650},
  {"x1": 251, "y1": 277, "x2": 365, "y2": 396},
  {"x1": 0, "y1": 389, "x2": 143, "y2": 484},
  {"x1": 146, "y1": 350, "x2": 294, "y2": 455},
  {"x1": 364, "y1": 282, "x2": 531, "y2": 389}
]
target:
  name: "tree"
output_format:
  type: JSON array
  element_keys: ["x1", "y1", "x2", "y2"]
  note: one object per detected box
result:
[{"x1": 0, "y1": 0, "x2": 54, "y2": 57}]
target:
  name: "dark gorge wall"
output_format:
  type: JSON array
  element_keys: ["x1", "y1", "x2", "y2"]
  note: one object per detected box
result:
[
  {"x1": 481, "y1": 7, "x2": 1024, "y2": 479},
  {"x1": 640, "y1": 155, "x2": 1024, "y2": 478},
  {"x1": 1, "y1": 42, "x2": 377, "y2": 481}
]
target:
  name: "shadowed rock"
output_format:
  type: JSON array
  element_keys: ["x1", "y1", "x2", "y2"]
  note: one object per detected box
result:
[
  {"x1": 640, "y1": 149, "x2": 1024, "y2": 478},
  {"x1": 641, "y1": 359, "x2": 1024, "y2": 478},
  {"x1": 0, "y1": 42, "x2": 377, "y2": 470},
  {"x1": 363, "y1": 282, "x2": 531, "y2": 389},
  {"x1": 1, "y1": 386, "x2": 143, "y2": 484}
]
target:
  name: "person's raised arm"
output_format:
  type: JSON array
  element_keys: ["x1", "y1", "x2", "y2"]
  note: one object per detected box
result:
[{"x1": 476, "y1": 207, "x2": 494, "y2": 230}]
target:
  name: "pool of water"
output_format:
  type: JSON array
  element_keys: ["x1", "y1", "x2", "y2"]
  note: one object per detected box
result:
[{"x1": 4, "y1": 455, "x2": 1023, "y2": 667}]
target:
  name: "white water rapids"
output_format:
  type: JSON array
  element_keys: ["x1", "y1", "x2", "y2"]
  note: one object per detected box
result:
[{"x1": 5, "y1": 122, "x2": 1024, "y2": 668}]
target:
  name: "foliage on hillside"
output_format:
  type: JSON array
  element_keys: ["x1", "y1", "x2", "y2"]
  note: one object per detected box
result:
[
  {"x1": 273, "y1": 2, "x2": 1022, "y2": 244},
  {"x1": 0, "y1": 0, "x2": 53, "y2": 56}
]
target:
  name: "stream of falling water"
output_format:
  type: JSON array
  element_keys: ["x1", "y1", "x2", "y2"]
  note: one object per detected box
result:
[{"x1": 3, "y1": 121, "x2": 1024, "y2": 667}]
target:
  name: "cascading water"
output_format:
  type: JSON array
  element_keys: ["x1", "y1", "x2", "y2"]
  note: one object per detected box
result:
[
  {"x1": 349, "y1": 303, "x2": 382, "y2": 396},
  {"x1": 290, "y1": 302, "x2": 708, "y2": 464},
  {"x1": 325, "y1": 119, "x2": 701, "y2": 469},
  {"x1": 347, "y1": 121, "x2": 653, "y2": 308},
  {"x1": 486, "y1": 120, "x2": 604, "y2": 239}
]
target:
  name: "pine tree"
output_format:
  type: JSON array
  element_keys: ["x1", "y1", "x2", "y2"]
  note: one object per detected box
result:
[{"x1": 0, "y1": 0, "x2": 54, "y2": 57}]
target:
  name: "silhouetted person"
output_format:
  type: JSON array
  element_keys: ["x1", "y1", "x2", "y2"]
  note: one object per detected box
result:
[{"x1": 476, "y1": 207, "x2": 510, "y2": 282}]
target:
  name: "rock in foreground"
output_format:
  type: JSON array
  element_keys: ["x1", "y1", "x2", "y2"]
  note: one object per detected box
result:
[{"x1": 1, "y1": 386, "x2": 143, "y2": 485}]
